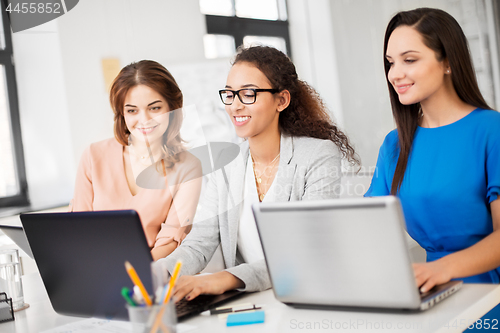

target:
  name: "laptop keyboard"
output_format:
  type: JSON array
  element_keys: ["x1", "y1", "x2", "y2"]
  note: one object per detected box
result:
[
  {"x1": 419, "y1": 281, "x2": 462, "y2": 310},
  {"x1": 175, "y1": 291, "x2": 244, "y2": 320},
  {"x1": 175, "y1": 295, "x2": 215, "y2": 318}
]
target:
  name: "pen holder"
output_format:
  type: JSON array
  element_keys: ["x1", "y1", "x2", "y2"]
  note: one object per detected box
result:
[
  {"x1": 0, "y1": 292, "x2": 14, "y2": 323},
  {"x1": 126, "y1": 302, "x2": 177, "y2": 333}
]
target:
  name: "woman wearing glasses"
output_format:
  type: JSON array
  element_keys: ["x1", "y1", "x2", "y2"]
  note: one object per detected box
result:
[
  {"x1": 156, "y1": 46, "x2": 359, "y2": 300},
  {"x1": 70, "y1": 60, "x2": 202, "y2": 260}
]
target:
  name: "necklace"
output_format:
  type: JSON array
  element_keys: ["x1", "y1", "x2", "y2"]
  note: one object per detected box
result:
[
  {"x1": 251, "y1": 152, "x2": 280, "y2": 201},
  {"x1": 128, "y1": 145, "x2": 160, "y2": 166},
  {"x1": 128, "y1": 135, "x2": 159, "y2": 165}
]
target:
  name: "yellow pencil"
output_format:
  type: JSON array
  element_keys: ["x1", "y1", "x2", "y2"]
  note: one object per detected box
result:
[
  {"x1": 162, "y1": 261, "x2": 182, "y2": 304},
  {"x1": 124, "y1": 261, "x2": 153, "y2": 306},
  {"x1": 150, "y1": 260, "x2": 182, "y2": 333}
]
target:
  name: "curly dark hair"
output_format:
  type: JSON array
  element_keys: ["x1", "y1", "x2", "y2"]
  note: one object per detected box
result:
[{"x1": 233, "y1": 46, "x2": 360, "y2": 167}]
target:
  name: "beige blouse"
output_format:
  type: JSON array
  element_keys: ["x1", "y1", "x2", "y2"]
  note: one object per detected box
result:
[{"x1": 70, "y1": 138, "x2": 202, "y2": 249}]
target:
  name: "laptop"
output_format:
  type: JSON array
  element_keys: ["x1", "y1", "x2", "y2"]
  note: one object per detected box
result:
[
  {"x1": 252, "y1": 196, "x2": 462, "y2": 311},
  {"x1": 20, "y1": 210, "x2": 243, "y2": 320},
  {"x1": 0, "y1": 225, "x2": 34, "y2": 258}
]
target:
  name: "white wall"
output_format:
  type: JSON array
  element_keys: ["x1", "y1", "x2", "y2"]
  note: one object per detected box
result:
[
  {"x1": 12, "y1": 0, "x2": 213, "y2": 207},
  {"x1": 10, "y1": 0, "x2": 500, "y2": 206},
  {"x1": 288, "y1": 0, "x2": 344, "y2": 126},
  {"x1": 55, "y1": 0, "x2": 208, "y2": 165},
  {"x1": 12, "y1": 20, "x2": 74, "y2": 208}
]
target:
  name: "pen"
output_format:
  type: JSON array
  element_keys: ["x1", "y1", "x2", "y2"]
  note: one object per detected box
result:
[
  {"x1": 124, "y1": 261, "x2": 153, "y2": 306},
  {"x1": 132, "y1": 285, "x2": 146, "y2": 305},
  {"x1": 121, "y1": 287, "x2": 137, "y2": 306},
  {"x1": 154, "y1": 286, "x2": 164, "y2": 305},
  {"x1": 158, "y1": 282, "x2": 169, "y2": 306},
  {"x1": 201, "y1": 304, "x2": 263, "y2": 316}
]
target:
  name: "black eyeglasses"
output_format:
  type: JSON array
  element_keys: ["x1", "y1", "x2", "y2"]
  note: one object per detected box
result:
[{"x1": 219, "y1": 88, "x2": 279, "y2": 105}]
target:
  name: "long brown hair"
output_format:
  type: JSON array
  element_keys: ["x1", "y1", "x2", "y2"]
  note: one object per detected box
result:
[
  {"x1": 384, "y1": 8, "x2": 490, "y2": 194},
  {"x1": 109, "y1": 60, "x2": 184, "y2": 168},
  {"x1": 233, "y1": 46, "x2": 360, "y2": 166}
]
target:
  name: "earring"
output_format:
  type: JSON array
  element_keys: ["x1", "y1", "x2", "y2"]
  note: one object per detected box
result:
[{"x1": 446, "y1": 69, "x2": 451, "y2": 74}]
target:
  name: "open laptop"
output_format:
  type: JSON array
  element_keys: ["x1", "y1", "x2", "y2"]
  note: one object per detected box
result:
[
  {"x1": 252, "y1": 196, "x2": 462, "y2": 311},
  {"x1": 20, "y1": 210, "x2": 243, "y2": 320},
  {"x1": 0, "y1": 225, "x2": 34, "y2": 258}
]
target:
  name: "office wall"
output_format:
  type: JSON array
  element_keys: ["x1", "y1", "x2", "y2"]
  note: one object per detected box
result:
[
  {"x1": 12, "y1": 20, "x2": 74, "y2": 208},
  {"x1": 56, "y1": 0, "x2": 208, "y2": 166},
  {"x1": 13, "y1": 0, "x2": 350, "y2": 207},
  {"x1": 288, "y1": 0, "x2": 344, "y2": 126},
  {"x1": 10, "y1": 0, "x2": 500, "y2": 207},
  {"x1": 11, "y1": 0, "x2": 211, "y2": 207}
]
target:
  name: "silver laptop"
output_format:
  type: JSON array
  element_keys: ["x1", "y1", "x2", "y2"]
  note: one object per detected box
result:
[
  {"x1": 0, "y1": 225, "x2": 34, "y2": 258},
  {"x1": 252, "y1": 196, "x2": 462, "y2": 311}
]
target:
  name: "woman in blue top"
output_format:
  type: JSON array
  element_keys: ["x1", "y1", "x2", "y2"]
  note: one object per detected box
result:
[{"x1": 366, "y1": 8, "x2": 500, "y2": 293}]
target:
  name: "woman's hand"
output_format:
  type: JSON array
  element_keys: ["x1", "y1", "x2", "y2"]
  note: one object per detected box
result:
[
  {"x1": 412, "y1": 260, "x2": 453, "y2": 293},
  {"x1": 413, "y1": 200, "x2": 500, "y2": 292},
  {"x1": 172, "y1": 271, "x2": 244, "y2": 302}
]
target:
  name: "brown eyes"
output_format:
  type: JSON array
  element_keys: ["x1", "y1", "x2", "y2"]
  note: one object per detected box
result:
[
  {"x1": 386, "y1": 59, "x2": 416, "y2": 67},
  {"x1": 125, "y1": 107, "x2": 161, "y2": 114}
]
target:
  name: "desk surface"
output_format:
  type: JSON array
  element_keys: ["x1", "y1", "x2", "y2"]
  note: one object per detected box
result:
[{"x1": 4, "y1": 273, "x2": 500, "y2": 333}]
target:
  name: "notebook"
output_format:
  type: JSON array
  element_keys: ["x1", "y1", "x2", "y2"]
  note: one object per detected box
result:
[
  {"x1": 20, "y1": 210, "x2": 243, "y2": 320},
  {"x1": 252, "y1": 196, "x2": 462, "y2": 311}
]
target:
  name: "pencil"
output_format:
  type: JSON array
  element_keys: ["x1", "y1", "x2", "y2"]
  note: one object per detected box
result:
[
  {"x1": 162, "y1": 261, "x2": 182, "y2": 304},
  {"x1": 149, "y1": 260, "x2": 182, "y2": 333},
  {"x1": 124, "y1": 261, "x2": 153, "y2": 306}
]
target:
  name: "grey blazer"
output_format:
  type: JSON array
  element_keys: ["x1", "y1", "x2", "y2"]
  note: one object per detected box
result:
[{"x1": 155, "y1": 134, "x2": 342, "y2": 292}]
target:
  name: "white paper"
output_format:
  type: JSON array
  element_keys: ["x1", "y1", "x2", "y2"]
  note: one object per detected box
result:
[
  {"x1": 40, "y1": 318, "x2": 132, "y2": 333},
  {"x1": 40, "y1": 318, "x2": 197, "y2": 333}
]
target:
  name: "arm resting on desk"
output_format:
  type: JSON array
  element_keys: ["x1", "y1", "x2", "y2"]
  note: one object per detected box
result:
[{"x1": 415, "y1": 198, "x2": 500, "y2": 292}]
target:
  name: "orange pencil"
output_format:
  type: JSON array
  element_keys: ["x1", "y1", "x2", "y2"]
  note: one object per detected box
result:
[
  {"x1": 149, "y1": 260, "x2": 182, "y2": 333},
  {"x1": 162, "y1": 261, "x2": 182, "y2": 304},
  {"x1": 124, "y1": 261, "x2": 153, "y2": 306}
]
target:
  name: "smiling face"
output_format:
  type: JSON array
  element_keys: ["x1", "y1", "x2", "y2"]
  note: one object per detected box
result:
[
  {"x1": 224, "y1": 62, "x2": 284, "y2": 139},
  {"x1": 386, "y1": 26, "x2": 450, "y2": 106},
  {"x1": 123, "y1": 84, "x2": 171, "y2": 144}
]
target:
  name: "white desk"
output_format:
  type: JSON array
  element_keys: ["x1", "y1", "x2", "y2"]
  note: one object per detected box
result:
[{"x1": 3, "y1": 272, "x2": 500, "y2": 333}]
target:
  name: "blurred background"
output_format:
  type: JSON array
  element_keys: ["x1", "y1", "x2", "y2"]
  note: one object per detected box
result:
[{"x1": 1, "y1": 0, "x2": 499, "y2": 213}]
